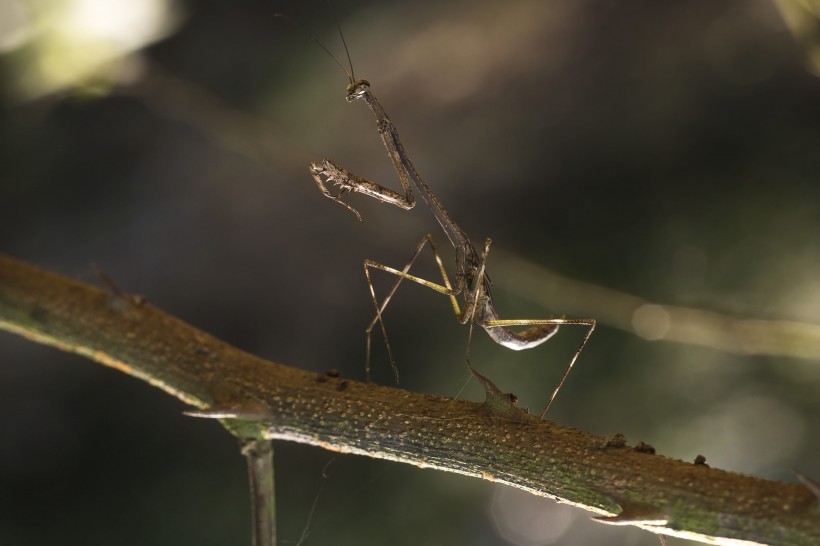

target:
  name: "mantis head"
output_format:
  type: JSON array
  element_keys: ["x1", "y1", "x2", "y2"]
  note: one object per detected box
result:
[{"x1": 346, "y1": 79, "x2": 371, "y2": 102}]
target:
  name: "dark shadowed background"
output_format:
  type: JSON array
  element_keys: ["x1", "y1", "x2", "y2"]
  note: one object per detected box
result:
[{"x1": 1, "y1": 1, "x2": 819, "y2": 545}]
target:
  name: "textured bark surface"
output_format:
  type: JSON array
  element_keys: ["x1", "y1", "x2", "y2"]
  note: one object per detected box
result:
[{"x1": 1, "y1": 253, "x2": 818, "y2": 545}]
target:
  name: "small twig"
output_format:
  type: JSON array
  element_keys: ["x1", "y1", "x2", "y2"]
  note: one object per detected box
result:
[{"x1": 242, "y1": 439, "x2": 276, "y2": 546}]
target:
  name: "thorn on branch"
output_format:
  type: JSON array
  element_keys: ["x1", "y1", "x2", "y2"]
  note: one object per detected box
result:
[
  {"x1": 595, "y1": 501, "x2": 669, "y2": 526},
  {"x1": 92, "y1": 263, "x2": 146, "y2": 311},
  {"x1": 468, "y1": 365, "x2": 535, "y2": 423}
]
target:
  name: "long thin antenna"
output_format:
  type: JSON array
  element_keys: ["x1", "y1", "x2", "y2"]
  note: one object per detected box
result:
[
  {"x1": 274, "y1": 13, "x2": 354, "y2": 83},
  {"x1": 333, "y1": 14, "x2": 355, "y2": 82}
]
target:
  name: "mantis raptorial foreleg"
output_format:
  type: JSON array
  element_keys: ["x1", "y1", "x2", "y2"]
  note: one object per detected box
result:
[{"x1": 310, "y1": 158, "x2": 414, "y2": 222}]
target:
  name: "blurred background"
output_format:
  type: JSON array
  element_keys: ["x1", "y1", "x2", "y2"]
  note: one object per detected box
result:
[{"x1": 1, "y1": 0, "x2": 819, "y2": 544}]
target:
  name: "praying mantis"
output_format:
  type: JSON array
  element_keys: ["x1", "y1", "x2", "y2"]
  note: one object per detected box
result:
[{"x1": 308, "y1": 35, "x2": 595, "y2": 418}]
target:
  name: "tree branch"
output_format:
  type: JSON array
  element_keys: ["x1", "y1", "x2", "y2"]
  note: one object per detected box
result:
[{"x1": 1, "y1": 253, "x2": 818, "y2": 545}]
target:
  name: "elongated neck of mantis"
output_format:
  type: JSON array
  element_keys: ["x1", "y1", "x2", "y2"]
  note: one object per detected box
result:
[{"x1": 361, "y1": 89, "x2": 471, "y2": 251}]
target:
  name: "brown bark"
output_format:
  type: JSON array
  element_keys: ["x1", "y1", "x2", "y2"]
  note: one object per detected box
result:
[{"x1": 1, "y1": 253, "x2": 818, "y2": 545}]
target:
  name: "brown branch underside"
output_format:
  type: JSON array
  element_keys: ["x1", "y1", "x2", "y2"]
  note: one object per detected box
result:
[{"x1": 1, "y1": 253, "x2": 818, "y2": 545}]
